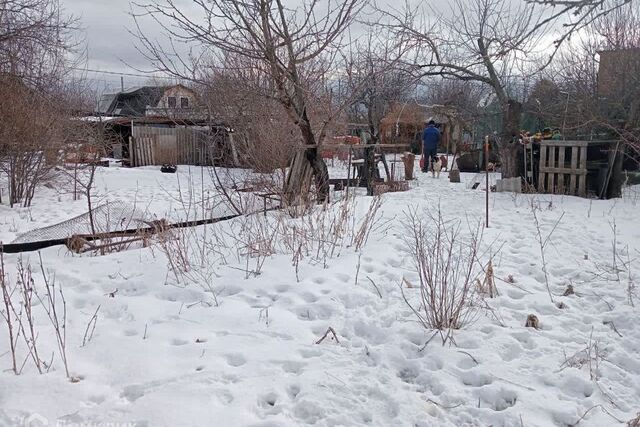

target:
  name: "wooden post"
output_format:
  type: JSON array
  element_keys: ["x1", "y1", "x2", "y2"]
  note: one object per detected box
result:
[
  {"x1": 538, "y1": 144, "x2": 548, "y2": 192},
  {"x1": 578, "y1": 146, "x2": 587, "y2": 197},
  {"x1": 485, "y1": 136, "x2": 489, "y2": 228},
  {"x1": 346, "y1": 145, "x2": 352, "y2": 197},
  {"x1": 557, "y1": 145, "x2": 565, "y2": 193},
  {"x1": 569, "y1": 145, "x2": 578, "y2": 194},
  {"x1": 364, "y1": 144, "x2": 374, "y2": 196}
]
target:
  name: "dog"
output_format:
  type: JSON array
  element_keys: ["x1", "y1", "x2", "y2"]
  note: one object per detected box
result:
[
  {"x1": 439, "y1": 155, "x2": 448, "y2": 171},
  {"x1": 432, "y1": 156, "x2": 442, "y2": 178}
]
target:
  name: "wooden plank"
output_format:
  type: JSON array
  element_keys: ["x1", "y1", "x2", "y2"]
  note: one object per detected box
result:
[
  {"x1": 538, "y1": 144, "x2": 547, "y2": 192},
  {"x1": 151, "y1": 135, "x2": 157, "y2": 165},
  {"x1": 139, "y1": 138, "x2": 146, "y2": 166},
  {"x1": 547, "y1": 145, "x2": 556, "y2": 192},
  {"x1": 540, "y1": 140, "x2": 589, "y2": 147},
  {"x1": 557, "y1": 146, "x2": 566, "y2": 192},
  {"x1": 578, "y1": 146, "x2": 587, "y2": 196},
  {"x1": 129, "y1": 136, "x2": 135, "y2": 167},
  {"x1": 569, "y1": 146, "x2": 578, "y2": 194},
  {"x1": 539, "y1": 167, "x2": 587, "y2": 175},
  {"x1": 143, "y1": 137, "x2": 150, "y2": 166},
  {"x1": 145, "y1": 137, "x2": 152, "y2": 166},
  {"x1": 138, "y1": 139, "x2": 145, "y2": 166},
  {"x1": 134, "y1": 138, "x2": 140, "y2": 167}
]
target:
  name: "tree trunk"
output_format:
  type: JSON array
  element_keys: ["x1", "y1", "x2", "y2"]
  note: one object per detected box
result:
[
  {"x1": 285, "y1": 118, "x2": 330, "y2": 205},
  {"x1": 498, "y1": 99, "x2": 522, "y2": 178},
  {"x1": 306, "y1": 147, "x2": 330, "y2": 203}
]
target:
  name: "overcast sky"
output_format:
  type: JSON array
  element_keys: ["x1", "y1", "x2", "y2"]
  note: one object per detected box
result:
[
  {"x1": 63, "y1": 0, "x2": 171, "y2": 91},
  {"x1": 62, "y1": 0, "x2": 559, "y2": 93},
  {"x1": 62, "y1": 0, "x2": 454, "y2": 92}
]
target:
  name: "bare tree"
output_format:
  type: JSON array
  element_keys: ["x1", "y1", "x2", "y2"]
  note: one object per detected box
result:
[
  {"x1": 0, "y1": 0, "x2": 79, "y2": 207},
  {"x1": 383, "y1": 0, "x2": 581, "y2": 177},
  {"x1": 132, "y1": 0, "x2": 366, "y2": 203},
  {"x1": 344, "y1": 32, "x2": 415, "y2": 145},
  {"x1": 546, "y1": 2, "x2": 640, "y2": 163},
  {"x1": 0, "y1": 0, "x2": 78, "y2": 87},
  {"x1": 201, "y1": 53, "x2": 302, "y2": 176},
  {"x1": 527, "y1": 0, "x2": 634, "y2": 48},
  {"x1": 0, "y1": 75, "x2": 65, "y2": 207}
]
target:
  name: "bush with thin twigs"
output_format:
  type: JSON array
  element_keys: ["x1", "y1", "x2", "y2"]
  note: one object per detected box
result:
[
  {"x1": 157, "y1": 224, "x2": 227, "y2": 306},
  {"x1": 211, "y1": 193, "x2": 387, "y2": 281},
  {"x1": 225, "y1": 212, "x2": 281, "y2": 279},
  {"x1": 276, "y1": 194, "x2": 387, "y2": 272},
  {"x1": 582, "y1": 219, "x2": 637, "y2": 307},
  {"x1": 558, "y1": 327, "x2": 607, "y2": 381},
  {"x1": 0, "y1": 252, "x2": 73, "y2": 379},
  {"x1": 400, "y1": 206, "x2": 485, "y2": 345},
  {"x1": 530, "y1": 198, "x2": 564, "y2": 303}
]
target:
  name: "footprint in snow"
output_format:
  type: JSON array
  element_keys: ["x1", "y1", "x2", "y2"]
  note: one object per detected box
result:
[
  {"x1": 279, "y1": 360, "x2": 306, "y2": 374},
  {"x1": 299, "y1": 348, "x2": 322, "y2": 359},
  {"x1": 300, "y1": 292, "x2": 318, "y2": 303},
  {"x1": 460, "y1": 369, "x2": 493, "y2": 387},
  {"x1": 225, "y1": 353, "x2": 247, "y2": 367},
  {"x1": 334, "y1": 273, "x2": 350, "y2": 283},
  {"x1": 287, "y1": 384, "x2": 301, "y2": 400},
  {"x1": 275, "y1": 285, "x2": 290, "y2": 293},
  {"x1": 476, "y1": 386, "x2": 518, "y2": 411}
]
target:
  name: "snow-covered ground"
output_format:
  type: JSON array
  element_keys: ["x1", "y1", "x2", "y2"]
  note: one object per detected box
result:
[
  {"x1": 1, "y1": 161, "x2": 639, "y2": 427},
  {"x1": 0, "y1": 164, "x2": 271, "y2": 244}
]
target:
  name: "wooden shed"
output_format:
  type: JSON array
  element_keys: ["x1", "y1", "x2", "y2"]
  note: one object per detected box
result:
[{"x1": 129, "y1": 122, "x2": 227, "y2": 167}]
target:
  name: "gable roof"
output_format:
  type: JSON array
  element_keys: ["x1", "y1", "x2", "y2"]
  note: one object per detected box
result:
[{"x1": 98, "y1": 86, "x2": 168, "y2": 116}]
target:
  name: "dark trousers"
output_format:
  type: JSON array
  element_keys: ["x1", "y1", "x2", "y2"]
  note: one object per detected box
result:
[{"x1": 423, "y1": 147, "x2": 437, "y2": 171}]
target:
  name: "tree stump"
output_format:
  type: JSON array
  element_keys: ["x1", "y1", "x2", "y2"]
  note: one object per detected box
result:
[
  {"x1": 284, "y1": 149, "x2": 314, "y2": 205},
  {"x1": 401, "y1": 152, "x2": 415, "y2": 180}
]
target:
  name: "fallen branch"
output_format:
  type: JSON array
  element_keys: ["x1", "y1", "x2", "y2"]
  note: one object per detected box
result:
[
  {"x1": 603, "y1": 320, "x2": 623, "y2": 338},
  {"x1": 366, "y1": 276, "x2": 382, "y2": 298},
  {"x1": 457, "y1": 350, "x2": 479, "y2": 365},
  {"x1": 82, "y1": 305, "x2": 100, "y2": 347},
  {"x1": 316, "y1": 327, "x2": 340, "y2": 344}
]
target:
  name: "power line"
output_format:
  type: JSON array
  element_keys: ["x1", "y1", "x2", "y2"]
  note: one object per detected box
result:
[{"x1": 70, "y1": 67, "x2": 173, "y2": 79}]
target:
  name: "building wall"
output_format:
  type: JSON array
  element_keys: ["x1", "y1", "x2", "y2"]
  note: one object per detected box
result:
[
  {"x1": 155, "y1": 86, "x2": 198, "y2": 110},
  {"x1": 598, "y1": 49, "x2": 640, "y2": 99}
]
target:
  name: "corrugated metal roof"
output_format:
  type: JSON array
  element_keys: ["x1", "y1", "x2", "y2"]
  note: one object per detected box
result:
[{"x1": 97, "y1": 94, "x2": 117, "y2": 114}]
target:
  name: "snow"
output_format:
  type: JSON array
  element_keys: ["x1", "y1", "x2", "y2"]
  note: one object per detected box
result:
[{"x1": 1, "y1": 160, "x2": 639, "y2": 427}]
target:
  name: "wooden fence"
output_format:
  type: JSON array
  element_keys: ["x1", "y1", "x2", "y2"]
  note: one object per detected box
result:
[
  {"x1": 538, "y1": 140, "x2": 588, "y2": 197},
  {"x1": 130, "y1": 126, "x2": 225, "y2": 166}
]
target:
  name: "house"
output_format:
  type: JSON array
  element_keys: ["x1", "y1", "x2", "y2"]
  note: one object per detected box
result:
[
  {"x1": 380, "y1": 102, "x2": 464, "y2": 154},
  {"x1": 97, "y1": 84, "x2": 205, "y2": 120},
  {"x1": 90, "y1": 85, "x2": 233, "y2": 167}
]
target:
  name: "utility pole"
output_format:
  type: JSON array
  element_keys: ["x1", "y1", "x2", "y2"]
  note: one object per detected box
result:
[{"x1": 121, "y1": 75, "x2": 124, "y2": 92}]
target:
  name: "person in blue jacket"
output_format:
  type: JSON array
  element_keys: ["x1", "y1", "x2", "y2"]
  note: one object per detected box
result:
[{"x1": 422, "y1": 119, "x2": 440, "y2": 173}]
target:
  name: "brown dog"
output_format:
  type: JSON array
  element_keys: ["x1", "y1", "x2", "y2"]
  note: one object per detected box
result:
[{"x1": 439, "y1": 155, "x2": 448, "y2": 171}]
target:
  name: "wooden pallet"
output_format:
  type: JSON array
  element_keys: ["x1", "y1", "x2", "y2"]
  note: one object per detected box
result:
[{"x1": 538, "y1": 141, "x2": 588, "y2": 197}]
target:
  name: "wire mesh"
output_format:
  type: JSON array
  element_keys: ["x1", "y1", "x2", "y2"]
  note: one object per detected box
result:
[{"x1": 12, "y1": 200, "x2": 150, "y2": 244}]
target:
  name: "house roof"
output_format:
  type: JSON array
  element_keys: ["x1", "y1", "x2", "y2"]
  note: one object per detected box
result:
[
  {"x1": 97, "y1": 84, "x2": 199, "y2": 116},
  {"x1": 99, "y1": 86, "x2": 168, "y2": 116}
]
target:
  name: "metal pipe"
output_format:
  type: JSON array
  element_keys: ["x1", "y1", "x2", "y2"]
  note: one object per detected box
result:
[{"x1": 485, "y1": 135, "x2": 489, "y2": 228}]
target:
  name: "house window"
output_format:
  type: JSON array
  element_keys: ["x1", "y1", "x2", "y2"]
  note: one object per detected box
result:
[
  {"x1": 167, "y1": 96, "x2": 176, "y2": 108},
  {"x1": 181, "y1": 97, "x2": 189, "y2": 108}
]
